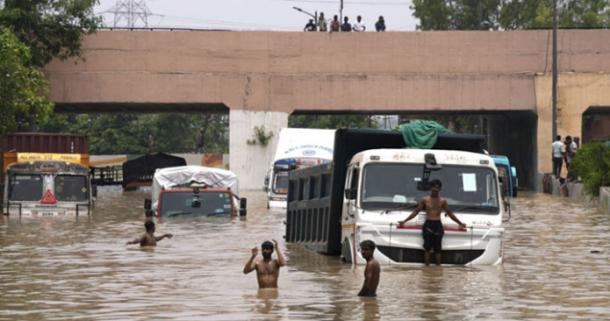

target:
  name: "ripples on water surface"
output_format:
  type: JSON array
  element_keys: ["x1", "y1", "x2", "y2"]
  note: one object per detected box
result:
[{"x1": 1, "y1": 189, "x2": 610, "y2": 320}]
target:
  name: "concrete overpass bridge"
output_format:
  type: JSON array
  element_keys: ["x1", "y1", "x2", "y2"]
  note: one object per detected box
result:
[{"x1": 44, "y1": 30, "x2": 610, "y2": 189}]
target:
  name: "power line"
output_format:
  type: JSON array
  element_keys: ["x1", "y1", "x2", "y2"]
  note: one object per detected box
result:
[{"x1": 265, "y1": 0, "x2": 411, "y2": 5}]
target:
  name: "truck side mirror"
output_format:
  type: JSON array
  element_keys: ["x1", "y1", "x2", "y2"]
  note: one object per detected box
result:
[
  {"x1": 145, "y1": 210, "x2": 154, "y2": 217},
  {"x1": 240, "y1": 209, "x2": 247, "y2": 216},
  {"x1": 499, "y1": 178, "x2": 508, "y2": 198},
  {"x1": 92, "y1": 184, "x2": 98, "y2": 198},
  {"x1": 240, "y1": 197, "x2": 247, "y2": 210},
  {"x1": 144, "y1": 198, "x2": 152, "y2": 210},
  {"x1": 344, "y1": 188, "x2": 356, "y2": 200}
]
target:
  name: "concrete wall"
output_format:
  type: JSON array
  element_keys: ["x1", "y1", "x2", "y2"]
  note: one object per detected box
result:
[
  {"x1": 536, "y1": 74, "x2": 610, "y2": 176},
  {"x1": 230, "y1": 110, "x2": 288, "y2": 189}
]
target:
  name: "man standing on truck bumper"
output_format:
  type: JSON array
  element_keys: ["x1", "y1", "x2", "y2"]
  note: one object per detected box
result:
[{"x1": 397, "y1": 179, "x2": 466, "y2": 266}]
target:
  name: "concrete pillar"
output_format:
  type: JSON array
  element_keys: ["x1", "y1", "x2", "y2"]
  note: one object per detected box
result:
[{"x1": 229, "y1": 110, "x2": 289, "y2": 190}]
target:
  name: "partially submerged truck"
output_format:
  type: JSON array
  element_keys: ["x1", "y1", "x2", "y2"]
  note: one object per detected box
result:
[
  {"x1": 491, "y1": 155, "x2": 518, "y2": 197},
  {"x1": 286, "y1": 128, "x2": 511, "y2": 266},
  {"x1": 1, "y1": 133, "x2": 95, "y2": 217},
  {"x1": 266, "y1": 128, "x2": 335, "y2": 209},
  {"x1": 145, "y1": 165, "x2": 246, "y2": 219}
]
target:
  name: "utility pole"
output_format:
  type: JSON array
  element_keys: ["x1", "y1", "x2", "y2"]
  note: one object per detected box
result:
[
  {"x1": 478, "y1": 0, "x2": 482, "y2": 30},
  {"x1": 340, "y1": 0, "x2": 343, "y2": 31},
  {"x1": 552, "y1": 0, "x2": 558, "y2": 140},
  {"x1": 105, "y1": 0, "x2": 152, "y2": 28}
]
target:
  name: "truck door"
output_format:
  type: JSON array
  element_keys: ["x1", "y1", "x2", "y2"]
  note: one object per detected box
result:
[{"x1": 343, "y1": 164, "x2": 360, "y2": 224}]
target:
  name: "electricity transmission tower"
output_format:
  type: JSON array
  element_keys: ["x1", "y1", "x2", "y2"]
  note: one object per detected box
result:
[{"x1": 105, "y1": 0, "x2": 153, "y2": 28}]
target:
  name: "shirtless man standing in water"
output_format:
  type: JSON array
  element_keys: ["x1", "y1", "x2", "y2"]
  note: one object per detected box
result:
[
  {"x1": 398, "y1": 179, "x2": 466, "y2": 266},
  {"x1": 243, "y1": 239, "x2": 286, "y2": 288},
  {"x1": 126, "y1": 221, "x2": 173, "y2": 247}
]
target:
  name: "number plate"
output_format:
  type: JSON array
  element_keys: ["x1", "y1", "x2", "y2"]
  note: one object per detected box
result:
[{"x1": 33, "y1": 211, "x2": 63, "y2": 217}]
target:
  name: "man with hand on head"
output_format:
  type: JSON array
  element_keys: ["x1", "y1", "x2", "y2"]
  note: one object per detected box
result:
[{"x1": 243, "y1": 239, "x2": 286, "y2": 288}]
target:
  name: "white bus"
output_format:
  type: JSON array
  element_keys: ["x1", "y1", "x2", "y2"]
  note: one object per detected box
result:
[{"x1": 266, "y1": 128, "x2": 335, "y2": 209}]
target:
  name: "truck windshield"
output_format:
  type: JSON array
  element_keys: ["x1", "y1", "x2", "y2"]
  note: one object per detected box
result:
[
  {"x1": 362, "y1": 163, "x2": 499, "y2": 214},
  {"x1": 272, "y1": 170, "x2": 289, "y2": 194},
  {"x1": 55, "y1": 175, "x2": 88, "y2": 201},
  {"x1": 160, "y1": 191, "x2": 233, "y2": 218},
  {"x1": 9, "y1": 175, "x2": 43, "y2": 201}
]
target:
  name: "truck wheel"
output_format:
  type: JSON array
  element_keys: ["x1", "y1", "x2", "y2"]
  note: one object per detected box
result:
[{"x1": 341, "y1": 238, "x2": 352, "y2": 263}]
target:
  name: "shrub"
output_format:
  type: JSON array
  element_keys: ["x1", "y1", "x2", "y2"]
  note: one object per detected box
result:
[{"x1": 569, "y1": 141, "x2": 610, "y2": 196}]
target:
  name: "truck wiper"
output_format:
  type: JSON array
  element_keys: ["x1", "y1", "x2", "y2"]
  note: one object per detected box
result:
[
  {"x1": 383, "y1": 203, "x2": 418, "y2": 214},
  {"x1": 167, "y1": 211, "x2": 193, "y2": 217},
  {"x1": 452, "y1": 205, "x2": 495, "y2": 213}
]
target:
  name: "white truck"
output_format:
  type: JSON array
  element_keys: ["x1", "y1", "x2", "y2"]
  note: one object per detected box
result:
[
  {"x1": 266, "y1": 128, "x2": 335, "y2": 209},
  {"x1": 286, "y1": 129, "x2": 510, "y2": 266}
]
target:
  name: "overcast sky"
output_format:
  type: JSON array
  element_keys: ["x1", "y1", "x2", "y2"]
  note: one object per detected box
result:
[{"x1": 95, "y1": 0, "x2": 418, "y2": 32}]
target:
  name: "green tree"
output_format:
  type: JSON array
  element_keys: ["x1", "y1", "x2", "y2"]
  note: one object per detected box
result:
[
  {"x1": 0, "y1": 27, "x2": 53, "y2": 135},
  {"x1": 570, "y1": 141, "x2": 610, "y2": 196},
  {"x1": 412, "y1": 0, "x2": 610, "y2": 31},
  {"x1": 0, "y1": 0, "x2": 102, "y2": 68},
  {"x1": 40, "y1": 113, "x2": 230, "y2": 155},
  {"x1": 289, "y1": 115, "x2": 378, "y2": 129}
]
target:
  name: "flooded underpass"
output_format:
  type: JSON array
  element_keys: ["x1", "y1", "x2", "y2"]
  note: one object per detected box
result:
[{"x1": 1, "y1": 189, "x2": 609, "y2": 320}]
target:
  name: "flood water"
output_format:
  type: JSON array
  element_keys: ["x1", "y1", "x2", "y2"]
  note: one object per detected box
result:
[{"x1": 1, "y1": 189, "x2": 610, "y2": 320}]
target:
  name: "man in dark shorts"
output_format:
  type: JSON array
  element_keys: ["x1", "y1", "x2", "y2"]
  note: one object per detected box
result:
[{"x1": 397, "y1": 179, "x2": 466, "y2": 266}]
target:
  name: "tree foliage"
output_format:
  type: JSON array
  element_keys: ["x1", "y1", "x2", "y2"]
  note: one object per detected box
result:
[
  {"x1": 411, "y1": 0, "x2": 610, "y2": 31},
  {"x1": 289, "y1": 115, "x2": 379, "y2": 129},
  {"x1": 0, "y1": 27, "x2": 53, "y2": 135},
  {"x1": 0, "y1": 0, "x2": 102, "y2": 67},
  {"x1": 40, "y1": 114, "x2": 230, "y2": 155},
  {"x1": 569, "y1": 141, "x2": 610, "y2": 196}
]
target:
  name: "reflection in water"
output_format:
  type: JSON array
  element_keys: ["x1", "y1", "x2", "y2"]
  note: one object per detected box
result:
[{"x1": 0, "y1": 189, "x2": 610, "y2": 320}]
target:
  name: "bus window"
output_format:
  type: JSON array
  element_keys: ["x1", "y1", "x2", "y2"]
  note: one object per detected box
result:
[
  {"x1": 9, "y1": 175, "x2": 43, "y2": 201},
  {"x1": 55, "y1": 175, "x2": 88, "y2": 201}
]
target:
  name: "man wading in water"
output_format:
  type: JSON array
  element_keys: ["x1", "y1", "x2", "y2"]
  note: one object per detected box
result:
[
  {"x1": 398, "y1": 179, "x2": 466, "y2": 266},
  {"x1": 243, "y1": 239, "x2": 286, "y2": 288}
]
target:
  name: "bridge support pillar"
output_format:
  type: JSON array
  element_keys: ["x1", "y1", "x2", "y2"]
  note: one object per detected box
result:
[{"x1": 229, "y1": 110, "x2": 288, "y2": 190}]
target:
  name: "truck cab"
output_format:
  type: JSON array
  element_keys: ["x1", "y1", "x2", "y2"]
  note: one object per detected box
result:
[
  {"x1": 491, "y1": 155, "x2": 518, "y2": 197},
  {"x1": 341, "y1": 149, "x2": 505, "y2": 265},
  {"x1": 145, "y1": 165, "x2": 246, "y2": 219}
]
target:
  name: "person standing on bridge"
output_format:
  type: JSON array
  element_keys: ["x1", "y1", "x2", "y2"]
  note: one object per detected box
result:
[
  {"x1": 552, "y1": 135, "x2": 564, "y2": 178},
  {"x1": 330, "y1": 15, "x2": 341, "y2": 32},
  {"x1": 243, "y1": 239, "x2": 286, "y2": 289},
  {"x1": 353, "y1": 15, "x2": 366, "y2": 32},
  {"x1": 341, "y1": 16, "x2": 352, "y2": 32},
  {"x1": 318, "y1": 12, "x2": 328, "y2": 32},
  {"x1": 375, "y1": 16, "x2": 386, "y2": 32},
  {"x1": 304, "y1": 19, "x2": 316, "y2": 32}
]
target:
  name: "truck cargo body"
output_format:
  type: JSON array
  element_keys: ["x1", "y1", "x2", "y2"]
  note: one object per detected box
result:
[{"x1": 287, "y1": 129, "x2": 506, "y2": 266}]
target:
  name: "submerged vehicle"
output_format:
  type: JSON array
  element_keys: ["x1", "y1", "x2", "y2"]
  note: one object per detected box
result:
[
  {"x1": 145, "y1": 166, "x2": 246, "y2": 218},
  {"x1": 266, "y1": 128, "x2": 335, "y2": 209},
  {"x1": 491, "y1": 155, "x2": 518, "y2": 197},
  {"x1": 286, "y1": 128, "x2": 511, "y2": 266},
  {"x1": 2, "y1": 133, "x2": 95, "y2": 217}
]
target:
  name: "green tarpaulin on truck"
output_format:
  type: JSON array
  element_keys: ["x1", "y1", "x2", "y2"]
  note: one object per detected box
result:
[{"x1": 397, "y1": 120, "x2": 452, "y2": 149}]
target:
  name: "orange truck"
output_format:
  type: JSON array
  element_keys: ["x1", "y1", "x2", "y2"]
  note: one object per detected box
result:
[{"x1": 1, "y1": 133, "x2": 95, "y2": 217}]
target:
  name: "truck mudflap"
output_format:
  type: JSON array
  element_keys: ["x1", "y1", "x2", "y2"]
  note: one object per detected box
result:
[{"x1": 346, "y1": 223, "x2": 504, "y2": 266}]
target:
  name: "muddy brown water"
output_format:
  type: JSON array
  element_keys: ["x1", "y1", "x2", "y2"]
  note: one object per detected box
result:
[{"x1": 1, "y1": 189, "x2": 609, "y2": 320}]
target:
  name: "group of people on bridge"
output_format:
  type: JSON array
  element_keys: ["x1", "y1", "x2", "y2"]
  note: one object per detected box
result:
[
  {"x1": 304, "y1": 13, "x2": 386, "y2": 32},
  {"x1": 552, "y1": 135, "x2": 579, "y2": 181}
]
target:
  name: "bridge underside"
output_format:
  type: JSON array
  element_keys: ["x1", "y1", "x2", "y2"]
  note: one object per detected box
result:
[{"x1": 54, "y1": 103, "x2": 229, "y2": 114}]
